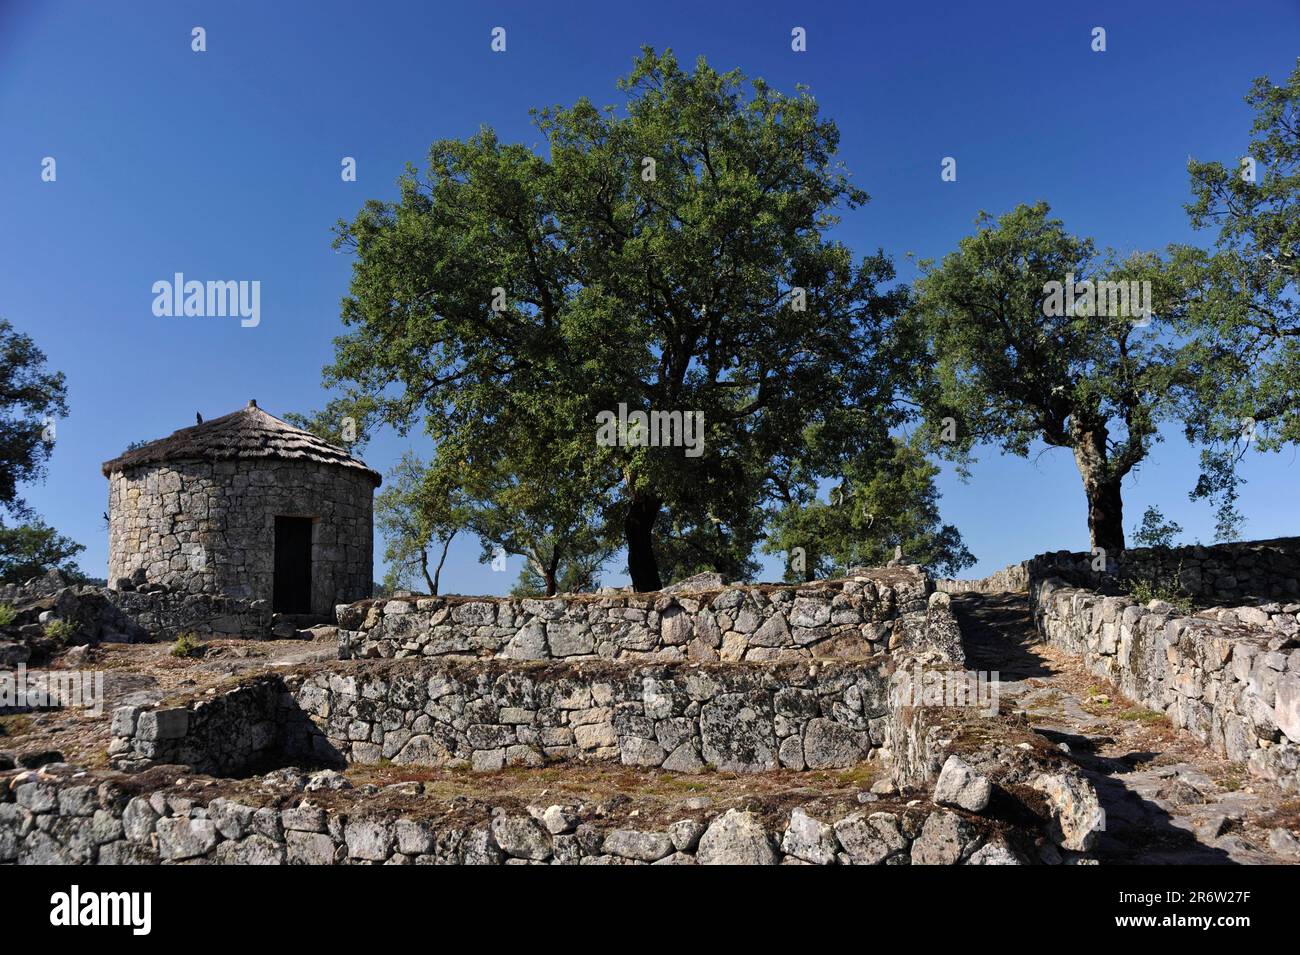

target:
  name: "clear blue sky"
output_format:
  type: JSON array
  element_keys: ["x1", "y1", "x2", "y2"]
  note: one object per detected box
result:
[{"x1": 2, "y1": 0, "x2": 1297, "y2": 594}]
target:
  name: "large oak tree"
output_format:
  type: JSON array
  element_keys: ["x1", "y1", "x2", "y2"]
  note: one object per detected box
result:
[
  {"x1": 323, "y1": 49, "x2": 909, "y2": 590},
  {"x1": 907, "y1": 203, "x2": 1185, "y2": 556}
]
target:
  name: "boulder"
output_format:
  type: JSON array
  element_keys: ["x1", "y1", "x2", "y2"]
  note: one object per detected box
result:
[
  {"x1": 1031, "y1": 772, "x2": 1105, "y2": 852},
  {"x1": 781, "y1": 808, "x2": 838, "y2": 865},
  {"x1": 933, "y1": 755, "x2": 992, "y2": 812},
  {"x1": 696, "y1": 809, "x2": 777, "y2": 865},
  {"x1": 602, "y1": 829, "x2": 674, "y2": 862},
  {"x1": 833, "y1": 811, "x2": 907, "y2": 865},
  {"x1": 490, "y1": 815, "x2": 552, "y2": 861},
  {"x1": 910, "y1": 811, "x2": 982, "y2": 865}
]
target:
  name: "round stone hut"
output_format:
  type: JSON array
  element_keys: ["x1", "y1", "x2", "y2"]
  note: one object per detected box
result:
[{"x1": 101, "y1": 401, "x2": 380, "y2": 615}]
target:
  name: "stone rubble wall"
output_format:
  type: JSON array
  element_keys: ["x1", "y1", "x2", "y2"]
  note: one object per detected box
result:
[
  {"x1": 108, "y1": 677, "x2": 314, "y2": 776},
  {"x1": 110, "y1": 660, "x2": 898, "y2": 775},
  {"x1": 936, "y1": 563, "x2": 1030, "y2": 595},
  {"x1": 1030, "y1": 576, "x2": 1300, "y2": 791},
  {"x1": 0, "y1": 578, "x2": 271, "y2": 668},
  {"x1": 337, "y1": 570, "x2": 936, "y2": 664},
  {"x1": 106, "y1": 594, "x2": 968, "y2": 778},
  {"x1": 1029, "y1": 537, "x2": 1300, "y2": 604},
  {"x1": 0, "y1": 772, "x2": 1034, "y2": 865},
  {"x1": 939, "y1": 537, "x2": 1300, "y2": 603},
  {"x1": 102, "y1": 588, "x2": 272, "y2": 641}
]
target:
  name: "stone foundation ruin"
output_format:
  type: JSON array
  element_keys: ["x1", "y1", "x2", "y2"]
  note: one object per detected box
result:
[{"x1": 5, "y1": 538, "x2": 1299, "y2": 865}]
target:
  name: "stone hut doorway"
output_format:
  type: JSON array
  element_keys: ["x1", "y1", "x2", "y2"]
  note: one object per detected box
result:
[{"x1": 273, "y1": 516, "x2": 314, "y2": 613}]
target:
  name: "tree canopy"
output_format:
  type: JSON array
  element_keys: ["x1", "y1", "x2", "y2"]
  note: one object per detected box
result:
[
  {"x1": 0, "y1": 519, "x2": 83, "y2": 585},
  {"x1": 763, "y1": 437, "x2": 975, "y2": 580},
  {"x1": 906, "y1": 202, "x2": 1186, "y2": 555},
  {"x1": 1173, "y1": 60, "x2": 1300, "y2": 537},
  {"x1": 0, "y1": 318, "x2": 68, "y2": 519},
  {"x1": 323, "y1": 48, "x2": 912, "y2": 590}
]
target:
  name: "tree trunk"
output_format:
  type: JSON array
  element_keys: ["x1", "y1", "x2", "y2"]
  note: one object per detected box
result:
[
  {"x1": 1072, "y1": 427, "x2": 1126, "y2": 560},
  {"x1": 1084, "y1": 477, "x2": 1125, "y2": 558},
  {"x1": 624, "y1": 496, "x2": 663, "y2": 592},
  {"x1": 429, "y1": 534, "x2": 454, "y2": 596},
  {"x1": 419, "y1": 549, "x2": 436, "y2": 596},
  {"x1": 543, "y1": 555, "x2": 559, "y2": 597}
]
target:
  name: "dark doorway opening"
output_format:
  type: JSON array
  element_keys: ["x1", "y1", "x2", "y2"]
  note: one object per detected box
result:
[{"x1": 273, "y1": 516, "x2": 313, "y2": 613}]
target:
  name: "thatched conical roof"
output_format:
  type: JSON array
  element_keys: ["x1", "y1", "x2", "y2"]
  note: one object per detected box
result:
[{"x1": 101, "y1": 400, "x2": 381, "y2": 485}]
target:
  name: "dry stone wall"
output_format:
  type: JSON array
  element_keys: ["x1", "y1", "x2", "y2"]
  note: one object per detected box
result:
[
  {"x1": 1029, "y1": 537, "x2": 1300, "y2": 604},
  {"x1": 107, "y1": 588, "x2": 967, "y2": 778},
  {"x1": 0, "y1": 770, "x2": 1032, "y2": 865},
  {"x1": 942, "y1": 538, "x2": 1300, "y2": 603},
  {"x1": 1030, "y1": 576, "x2": 1300, "y2": 791},
  {"x1": 108, "y1": 676, "x2": 313, "y2": 776},
  {"x1": 936, "y1": 564, "x2": 1029, "y2": 594},
  {"x1": 0, "y1": 577, "x2": 272, "y2": 667},
  {"x1": 110, "y1": 660, "x2": 898, "y2": 775},
  {"x1": 338, "y1": 569, "x2": 936, "y2": 663}
]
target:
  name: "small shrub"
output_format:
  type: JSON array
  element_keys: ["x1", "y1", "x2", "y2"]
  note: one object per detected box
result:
[
  {"x1": 0, "y1": 603, "x2": 15, "y2": 626},
  {"x1": 1128, "y1": 576, "x2": 1194, "y2": 614},
  {"x1": 43, "y1": 618, "x2": 76, "y2": 642},
  {"x1": 171, "y1": 632, "x2": 201, "y2": 658},
  {"x1": 1132, "y1": 506, "x2": 1183, "y2": 549}
]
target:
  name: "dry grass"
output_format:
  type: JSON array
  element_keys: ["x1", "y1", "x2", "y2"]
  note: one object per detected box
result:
[{"x1": 0, "y1": 714, "x2": 32, "y2": 738}]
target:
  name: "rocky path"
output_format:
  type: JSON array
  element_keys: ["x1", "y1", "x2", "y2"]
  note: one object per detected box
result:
[{"x1": 952, "y1": 593, "x2": 1299, "y2": 865}]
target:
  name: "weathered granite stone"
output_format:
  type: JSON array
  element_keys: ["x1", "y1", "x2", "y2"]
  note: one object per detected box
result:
[
  {"x1": 833, "y1": 811, "x2": 908, "y2": 865},
  {"x1": 910, "y1": 811, "x2": 981, "y2": 865},
  {"x1": 697, "y1": 809, "x2": 777, "y2": 865},
  {"x1": 933, "y1": 755, "x2": 992, "y2": 812},
  {"x1": 156, "y1": 817, "x2": 219, "y2": 861},
  {"x1": 491, "y1": 815, "x2": 552, "y2": 861},
  {"x1": 781, "y1": 808, "x2": 838, "y2": 865},
  {"x1": 602, "y1": 829, "x2": 674, "y2": 862},
  {"x1": 803, "y1": 718, "x2": 866, "y2": 770},
  {"x1": 1031, "y1": 773, "x2": 1105, "y2": 852}
]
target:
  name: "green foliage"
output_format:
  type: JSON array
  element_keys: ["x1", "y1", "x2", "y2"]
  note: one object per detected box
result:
[
  {"x1": 1174, "y1": 60, "x2": 1300, "y2": 529},
  {"x1": 0, "y1": 319, "x2": 69, "y2": 519},
  {"x1": 1127, "y1": 573, "x2": 1193, "y2": 615},
  {"x1": 0, "y1": 519, "x2": 84, "y2": 584},
  {"x1": 171, "y1": 632, "x2": 201, "y2": 658},
  {"x1": 43, "y1": 618, "x2": 76, "y2": 642},
  {"x1": 0, "y1": 603, "x2": 15, "y2": 626},
  {"x1": 321, "y1": 49, "x2": 913, "y2": 590},
  {"x1": 452, "y1": 404, "x2": 617, "y2": 598},
  {"x1": 375, "y1": 452, "x2": 469, "y2": 595},
  {"x1": 906, "y1": 202, "x2": 1188, "y2": 553},
  {"x1": 284, "y1": 395, "x2": 382, "y2": 453},
  {"x1": 509, "y1": 557, "x2": 604, "y2": 598},
  {"x1": 1131, "y1": 506, "x2": 1183, "y2": 549},
  {"x1": 1178, "y1": 59, "x2": 1300, "y2": 452},
  {"x1": 763, "y1": 438, "x2": 975, "y2": 580},
  {"x1": 1123, "y1": 508, "x2": 1191, "y2": 610}
]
